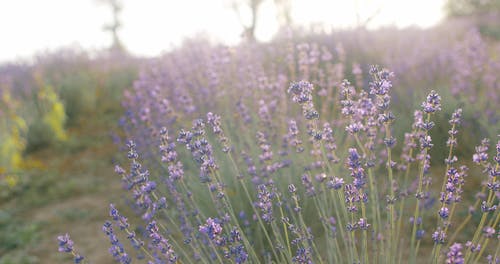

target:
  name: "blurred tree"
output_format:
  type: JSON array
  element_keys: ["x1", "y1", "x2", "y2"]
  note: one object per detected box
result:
[
  {"x1": 228, "y1": 0, "x2": 294, "y2": 42},
  {"x1": 98, "y1": 0, "x2": 125, "y2": 51},
  {"x1": 229, "y1": 0, "x2": 264, "y2": 42},
  {"x1": 354, "y1": 0, "x2": 382, "y2": 29},
  {"x1": 446, "y1": 0, "x2": 500, "y2": 39},
  {"x1": 446, "y1": 0, "x2": 500, "y2": 17},
  {"x1": 274, "y1": 0, "x2": 293, "y2": 27}
]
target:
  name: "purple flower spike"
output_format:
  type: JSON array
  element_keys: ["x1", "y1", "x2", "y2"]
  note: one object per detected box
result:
[
  {"x1": 483, "y1": 226, "x2": 496, "y2": 238},
  {"x1": 327, "y1": 177, "x2": 344, "y2": 190},
  {"x1": 421, "y1": 90, "x2": 442, "y2": 113},
  {"x1": 102, "y1": 221, "x2": 131, "y2": 264},
  {"x1": 347, "y1": 148, "x2": 366, "y2": 189},
  {"x1": 110, "y1": 204, "x2": 130, "y2": 230},
  {"x1": 446, "y1": 243, "x2": 464, "y2": 264},
  {"x1": 473, "y1": 138, "x2": 489, "y2": 164},
  {"x1": 438, "y1": 207, "x2": 450, "y2": 219},
  {"x1": 199, "y1": 217, "x2": 223, "y2": 240},
  {"x1": 146, "y1": 221, "x2": 178, "y2": 263},
  {"x1": 288, "y1": 80, "x2": 319, "y2": 120},
  {"x1": 57, "y1": 233, "x2": 84, "y2": 264},
  {"x1": 256, "y1": 184, "x2": 275, "y2": 223},
  {"x1": 432, "y1": 227, "x2": 446, "y2": 244},
  {"x1": 57, "y1": 233, "x2": 74, "y2": 253},
  {"x1": 495, "y1": 140, "x2": 500, "y2": 165}
]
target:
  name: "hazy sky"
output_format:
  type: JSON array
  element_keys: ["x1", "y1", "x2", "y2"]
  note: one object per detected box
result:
[{"x1": 0, "y1": 0, "x2": 445, "y2": 62}]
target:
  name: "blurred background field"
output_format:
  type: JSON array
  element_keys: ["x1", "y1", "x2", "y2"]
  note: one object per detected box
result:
[
  {"x1": 0, "y1": 49, "x2": 138, "y2": 263},
  {"x1": 0, "y1": 0, "x2": 499, "y2": 263}
]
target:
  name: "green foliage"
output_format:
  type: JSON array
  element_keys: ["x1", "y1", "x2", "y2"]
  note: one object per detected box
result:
[
  {"x1": 25, "y1": 119, "x2": 56, "y2": 152},
  {"x1": 479, "y1": 20, "x2": 500, "y2": 40},
  {"x1": 446, "y1": 0, "x2": 500, "y2": 39},
  {"x1": 0, "y1": 210, "x2": 40, "y2": 253},
  {"x1": 57, "y1": 72, "x2": 97, "y2": 125},
  {"x1": 57, "y1": 208, "x2": 92, "y2": 221},
  {"x1": 39, "y1": 85, "x2": 68, "y2": 141},
  {"x1": 0, "y1": 91, "x2": 28, "y2": 195},
  {"x1": 0, "y1": 253, "x2": 37, "y2": 264},
  {"x1": 446, "y1": 0, "x2": 500, "y2": 17},
  {"x1": 25, "y1": 85, "x2": 68, "y2": 153},
  {"x1": 0, "y1": 50, "x2": 137, "y2": 263}
]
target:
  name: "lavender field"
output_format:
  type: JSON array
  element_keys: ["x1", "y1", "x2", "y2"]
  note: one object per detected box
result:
[{"x1": 1, "y1": 2, "x2": 500, "y2": 264}]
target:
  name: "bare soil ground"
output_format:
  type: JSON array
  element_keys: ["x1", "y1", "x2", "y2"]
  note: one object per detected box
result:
[{"x1": 1, "y1": 109, "x2": 125, "y2": 264}]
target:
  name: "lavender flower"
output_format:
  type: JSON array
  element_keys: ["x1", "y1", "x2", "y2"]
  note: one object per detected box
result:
[
  {"x1": 292, "y1": 247, "x2": 313, "y2": 264},
  {"x1": 465, "y1": 241, "x2": 481, "y2": 253},
  {"x1": 416, "y1": 229, "x2": 425, "y2": 240},
  {"x1": 110, "y1": 204, "x2": 130, "y2": 230},
  {"x1": 236, "y1": 99, "x2": 252, "y2": 124},
  {"x1": 241, "y1": 151, "x2": 258, "y2": 183},
  {"x1": 340, "y1": 79, "x2": 355, "y2": 116},
  {"x1": 432, "y1": 228, "x2": 447, "y2": 244},
  {"x1": 288, "y1": 80, "x2": 319, "y2": 120},
  {"x1": 495, "y1": 140, "x2": 500, "y2": 165},
  {"x1": 57, "y1": 233, "x2": 74, "y2": 253},
  {"x1": 199, "y1": 218, "x2": 248, "y2": 262},
  {"x1": 446, "y1": 243, "x2": 464, "y2": 264},
  {"x1": 301, "y1": 174, "x2": 316, "y2": 197},
  {"x1": 322, "y1": 122, "x2": 339, "y2": 163},
  {"x1": 449, "y1": 108, "x2": 462, "y2": 127},
  {"x1": 257, "y1": 131, "x2": 273, "y2": 163},
  {"x1": 326, "y1": 177, "x2": 344, "y2": 190},
  {"x1": 199, "y1": 217, "x2": 223, "y2": 241},
  {"x1": 483, "y1": 226, "x2": 496, "y2": 238},
  {"x1": 256, "y1": 184, "x2": 274, "y2": 223},
  {"x1": 440, "y1": 166, "x2": 467, "y2": 204},
  {"x1": 109, "y1": 204, "x2": 144, "y2": 250},
  {"x1": 438, "y1": 207, "x2": 450, "y2": 219},
  {"x1": 230, "y1": 244, "x2": 248, "y2": 264},
  {"x1": 257, "y1": 99, "x2": 273, "y2": 130},
  {"x1": 346, "y1": 122, "x2": 363, "y2": 135},
  {"x1": 146, "y1": 221, "x2": 178, "y2": 263},
  {"x1": 473, "y1": 138, "x2": 490, "y2": 164},
  {"x1": 481, "y1": 201, "x2": 497, "y2": 213},
  {"x1": 56, "y1": 44, "x2": 500, "y2": 263},
  {"x1": 344, "y1": 184, "x2": 365, "y2": 213},
  {"x1": 487, "y1": 255, "x2": 500, "y2": 264},
  {"x1": 179, "y1": 120, "x2": 220, "y2": 182},
  {"x1": 286, "y1": 119, "x2": 304, "y2": 153},
  {"x1": 369, "y1": 65, "x2": 393, "y2": 97},
  {"x1": 121, "y1": 141, "x2": 162, "y2": 221},
  {"x1": 159, "y1": 128, "x2": 185, "y2": 182},
  {"x1": 420, "y1": 135, "x2": 434, "y2": 149},
  {"x1": 102, "y1": 221, "x2": 131, "y2": 264},
  {"x1": 57, "y1": 234, "x2": 84, "y2": 264},
  {"x1": 207, "y1": 112, "x2": 231, "y2": 153},
  {"x1": 357, "y1": 218, "x2": 370, "y2": 230},
  {"x1": 421, "y1": 90, "x2": 442, "y2": 113},
  {"x1": 347, "y1": 148, "x2": 366, "y2": 189}
]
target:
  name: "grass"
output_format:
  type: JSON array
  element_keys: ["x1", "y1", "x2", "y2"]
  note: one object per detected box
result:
[{"x1": 0, "y1": 104, "x2": 125, "y2": 264}]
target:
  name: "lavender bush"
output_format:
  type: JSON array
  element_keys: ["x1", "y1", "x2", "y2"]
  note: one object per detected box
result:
[{"x1": 58, "y1": 33, "x2": 499, "y2": 263}]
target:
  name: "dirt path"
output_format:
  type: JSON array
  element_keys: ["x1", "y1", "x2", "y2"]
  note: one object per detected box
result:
[{"x1": 1, "y1": 110, "x2": 126, "y2": 264}]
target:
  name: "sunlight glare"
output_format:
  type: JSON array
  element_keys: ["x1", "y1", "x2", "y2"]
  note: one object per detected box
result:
[{"x1": 0, "y1": 0, "x2": 445, "y2": 62}]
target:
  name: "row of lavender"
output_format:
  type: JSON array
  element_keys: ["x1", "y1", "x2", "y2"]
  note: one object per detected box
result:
[
  {"x1": 124, "y1": 26, "x2": 499, "y2": 146},
  {"x1": 59, "y1": 26, "x2": 499, "y2": 263}
]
